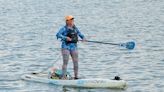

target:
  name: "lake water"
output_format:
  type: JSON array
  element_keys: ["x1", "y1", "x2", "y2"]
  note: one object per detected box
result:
[{"x1": 0, "y1": 0, "x2": 164, "y2": 92}]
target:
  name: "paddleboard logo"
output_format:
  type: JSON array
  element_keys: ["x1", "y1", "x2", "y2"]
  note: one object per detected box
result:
[
  {"x1": 77, "y1": 80, "x2": 106, "y2": 85},
  {"x1": 89, "y1": 80, "x2": 106, "y2": 84}
]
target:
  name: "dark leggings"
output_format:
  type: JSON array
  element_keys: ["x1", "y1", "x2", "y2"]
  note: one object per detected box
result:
[{"x1": 62, "y1": 49, "x2": 78, "y2": 78}]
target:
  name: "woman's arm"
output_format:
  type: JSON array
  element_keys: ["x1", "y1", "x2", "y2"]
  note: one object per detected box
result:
[{"x1": 56, "y1": 27, "x2": 67, "y2": 41}]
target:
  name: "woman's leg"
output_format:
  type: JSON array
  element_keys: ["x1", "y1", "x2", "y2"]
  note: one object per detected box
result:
[
  {"x1": 70, "y1": 50, "x2": 78, "y2": 78},
  {"x1": 61, "y1": 49, "x2": 70, "y2": 78}
]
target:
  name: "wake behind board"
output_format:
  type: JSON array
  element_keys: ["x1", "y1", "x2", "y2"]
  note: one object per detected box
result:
[{"x1": 21, "y1": 73, "x2": 127, "y2": 89}]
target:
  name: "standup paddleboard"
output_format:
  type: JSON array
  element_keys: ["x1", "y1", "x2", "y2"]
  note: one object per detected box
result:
[{"x1": 21, "y1": 73, "x2": 127, "y2": 89}]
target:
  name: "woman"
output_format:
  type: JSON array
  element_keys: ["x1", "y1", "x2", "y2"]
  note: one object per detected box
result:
[{"x1": 56, "y1": 15, "x2": 86, "y2": 79}]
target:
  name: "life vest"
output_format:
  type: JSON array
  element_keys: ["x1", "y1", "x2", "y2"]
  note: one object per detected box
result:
[{"x1": 65, "y1": 26, "x2": 78, "y2": 44}]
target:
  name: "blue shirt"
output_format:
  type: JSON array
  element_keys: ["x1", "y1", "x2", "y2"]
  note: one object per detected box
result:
[{"x1": 56, "y1": 25, "x2": 85, "y2": 51}]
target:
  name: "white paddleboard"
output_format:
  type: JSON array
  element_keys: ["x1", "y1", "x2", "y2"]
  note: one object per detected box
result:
[
  {"x1": 21, "y1": 73, "x2": 127, "y2": 89},
  {"x1": 21, "y1": 74, "x2": 127, "y2": 88}
]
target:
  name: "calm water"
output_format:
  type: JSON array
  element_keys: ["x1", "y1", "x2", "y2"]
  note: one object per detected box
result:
[{"x1": 0, "y1": 0, "x2": 164, "y2": 92}]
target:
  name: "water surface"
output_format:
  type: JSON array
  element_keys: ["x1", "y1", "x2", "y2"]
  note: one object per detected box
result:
[{"x1": 0, "y1": 0, "x2": 164, "y2": 92}]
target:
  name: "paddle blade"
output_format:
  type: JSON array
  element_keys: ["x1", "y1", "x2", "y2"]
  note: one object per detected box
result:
[
  {"x1": 120, "y1": 41, "x2": 135, "y2": 50},
  {"x1": 126, "y1": 41, "x2": 135, "y2": 49}
]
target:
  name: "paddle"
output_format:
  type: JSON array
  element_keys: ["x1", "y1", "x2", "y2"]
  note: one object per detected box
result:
[{"x1": 82, "y1": 40, "x2": 135, "y2": 50}]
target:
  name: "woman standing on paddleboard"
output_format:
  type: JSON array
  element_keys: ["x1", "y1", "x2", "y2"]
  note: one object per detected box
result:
[{"x1": 56, "y1": 15, "x2": 86, "y2": 79}]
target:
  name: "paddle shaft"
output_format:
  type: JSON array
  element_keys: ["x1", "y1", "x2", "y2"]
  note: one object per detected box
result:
[{"x1": 82, "y1": 40, "x2": 119, "y2": 45}]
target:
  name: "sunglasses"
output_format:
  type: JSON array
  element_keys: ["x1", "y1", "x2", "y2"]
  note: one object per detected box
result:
[{"x1": 66, "y1": 18, "x2": 74, "y2": 21}]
